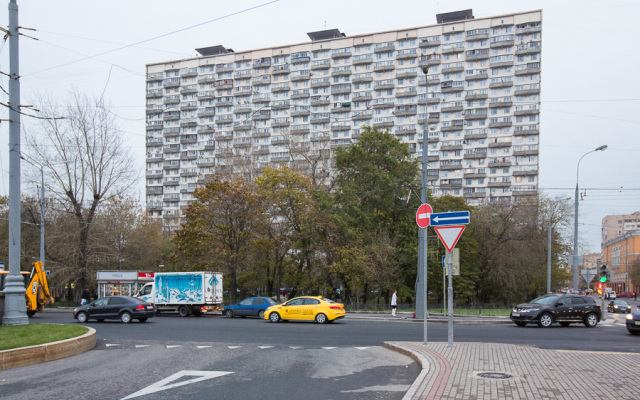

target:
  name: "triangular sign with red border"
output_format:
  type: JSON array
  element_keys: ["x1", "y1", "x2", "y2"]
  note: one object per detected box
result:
[{"x1": 433, "y1": 225, "x2": 466, "y2": 253}]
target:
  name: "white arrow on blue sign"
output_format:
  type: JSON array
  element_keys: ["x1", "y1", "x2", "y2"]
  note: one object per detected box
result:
[{"x1": 430, "y1": 211, "x2": 470, "y2": 227}]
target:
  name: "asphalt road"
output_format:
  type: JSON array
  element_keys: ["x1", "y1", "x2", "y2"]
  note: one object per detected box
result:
[{"x1": 2, "y1": 310, "x2": 638, "y2": 400}]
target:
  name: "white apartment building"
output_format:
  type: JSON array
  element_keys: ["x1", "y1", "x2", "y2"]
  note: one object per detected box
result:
[{"x1": 145, "y1": 9, "x2": 542, "y2": 232}]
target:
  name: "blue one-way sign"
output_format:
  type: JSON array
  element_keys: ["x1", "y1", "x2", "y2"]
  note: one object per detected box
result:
[{"x1": 430, "y1": 211, "x2": 470, "y2": 226}]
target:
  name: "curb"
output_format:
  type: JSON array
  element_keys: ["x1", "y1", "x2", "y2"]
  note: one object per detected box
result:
[
  {"x1": 383, "y1": 342, "x2": 430, "y2": 400},
  {"x1": 0, "y1": 326, "x2": 96, "y2": 370}
]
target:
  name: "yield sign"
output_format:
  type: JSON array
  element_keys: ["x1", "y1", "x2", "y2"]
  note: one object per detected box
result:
[
  {"x1": 122, "y1": 370, "x2": 234, "y2": 399},
  {"x1": 416, "y1": 203, "x2": 433, "y2": 228},
  {"x1": 433, "y1": 225, "x2": 466, "y2": 253}
]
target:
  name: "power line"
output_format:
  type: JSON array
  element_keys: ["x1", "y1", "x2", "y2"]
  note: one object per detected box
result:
[{"x1": 23, "y1": 0, "x2": 284, "y2": 78}]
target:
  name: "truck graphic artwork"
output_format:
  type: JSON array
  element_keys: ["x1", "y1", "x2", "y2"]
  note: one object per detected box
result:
[{"x1": 156, "y1": 274, "x2": 203, "y2": 303}]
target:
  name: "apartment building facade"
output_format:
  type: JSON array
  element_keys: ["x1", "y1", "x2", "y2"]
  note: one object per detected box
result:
[
  {"x1": 602, "y1": 231, "x2": 640, "y2": 295},
  {"x1": 145, "y1": 9, "x2": 542, "y2": 232},
  {"x1": 601, "y1": 211, "x2": 640, "y2": 244}
]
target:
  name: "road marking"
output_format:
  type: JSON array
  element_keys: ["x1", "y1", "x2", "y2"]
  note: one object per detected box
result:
[
  {"x1": 322, "y1": 347, "x2": 337, "y2": 350},
  {"x1": 166, "y1": 345, "x2": 181, "y2": 349},
  {"x1": 106, "y1": 344, "x2": 121, "y2": 347},
  {"x1": 121, "y1": 370, "x2": 233, "y2": 400},
  {"x1": 135, "y1": 345, "x2": 150, "y2": 348},
  {"x1": 258, "y1": 346, "x2": 273, "y2": 349},
  {"x1": 355, "y1": 347, "x2": 370, "y2": 350},
  {"x1": 289, "y1": 346, "x2": 303, "y2": 349},
  {"x1": 228, "y1": 346, "x2": 242, "y2": 349},
  {"x1": 196, "y1": 346, "x2": 212, "y2": 349}
]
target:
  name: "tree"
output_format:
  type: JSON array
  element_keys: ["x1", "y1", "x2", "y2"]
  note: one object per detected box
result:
[
  {"x1": 254, "y1": 166, "x2": 332, "y2": 299},
  {"x1": 172, "y1": 175, "x2": 263, "y2": 303},
  {"x1": 25, "y1": 90, "x2": 138, "y2": 303}
]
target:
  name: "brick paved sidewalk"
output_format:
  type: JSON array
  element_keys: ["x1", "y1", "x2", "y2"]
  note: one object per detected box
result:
[{"x1": 385, "y1": 341, "x2": 640, "y2": 400}]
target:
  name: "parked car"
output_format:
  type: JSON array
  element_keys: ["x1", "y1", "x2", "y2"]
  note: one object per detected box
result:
[
  {"x1": 626, "y1": 306, "x2": 640, "y2": 335},
  {"x1": 608, "y1": 300, "x2": 632, "y2": 313},
  {"x1": 73, "y1": 296, "x2": 155, "y2": 323},
  {"x1": 510, "y1": 293, "x2": 601, "y2": 328},
  {"x1": 223, "y1": 297, "x2": 279, "y2": 319},
  {"x1": 264, "y1": 296, "x2": 345, "y2": 324},
  {"x1": 617, "y1": 292, "x2": 634, "y2": 298}
]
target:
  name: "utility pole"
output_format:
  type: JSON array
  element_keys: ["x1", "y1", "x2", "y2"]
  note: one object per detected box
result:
[{"x1": 2, "y1": 0, "x2": 28, "y2": 326}]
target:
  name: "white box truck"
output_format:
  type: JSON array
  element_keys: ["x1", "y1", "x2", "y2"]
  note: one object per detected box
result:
[{"x1": 135, "y1": 272, "x2": 223, "y2": 317}]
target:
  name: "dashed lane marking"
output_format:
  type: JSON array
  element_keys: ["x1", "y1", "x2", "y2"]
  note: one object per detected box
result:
[
  {"x1": 228, "y1": 346, "x2": 242, "y2": 349},
  {"x1": 258, "y1": 346, "x2": 274, "y2": 349},
  {"x1": 166, "y1": 345, "x2": 181, "y2": 349},
  {"x1": 135, "y1": 345, "x2": 150, "y2": 348},
  {"x1": 106, "y1": 344, "x2": 121, "y2": 347},
  {"x1": 196, "y1": 346, "x2": 212, "y2": 349}
]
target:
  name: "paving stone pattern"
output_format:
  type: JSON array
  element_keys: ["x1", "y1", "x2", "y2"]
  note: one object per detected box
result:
[{"x1": 387, "y1": 342, "x2": 640, "y2": 400}]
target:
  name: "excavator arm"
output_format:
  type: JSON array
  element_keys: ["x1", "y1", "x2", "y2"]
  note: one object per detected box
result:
[{"x1": 25, "y1": 261, "x2": 54, "y2": 317}]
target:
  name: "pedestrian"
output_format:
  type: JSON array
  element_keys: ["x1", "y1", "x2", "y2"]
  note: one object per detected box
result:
[
  {"x1": 634, "y1": 292, "x2": 637, "y2": 301},
  {"x1": 81, "y1": 288, "x2": 90, "y2": 305},
  {"x1": 391, "y1": 290, "x2": 398, "y2": 316},
  {"x1": 335, "y1": 289, "x2": 341, "y2": 303}
]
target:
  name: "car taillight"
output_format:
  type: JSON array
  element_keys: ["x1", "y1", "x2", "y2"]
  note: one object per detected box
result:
[
  {"x1": 201, "y1": 306, "x2": 207, "y2": 312},
  {"x1": 330, "y1": 306, "x2": 342, "y2": 310},
  {"x1": 136, "y1": 305, "x2": 145, "y2": 310}
]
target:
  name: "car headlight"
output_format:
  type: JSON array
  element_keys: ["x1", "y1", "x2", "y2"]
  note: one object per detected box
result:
[
  {"x1": 73, "y1": 308, "x2": 77, "y2": 313},
  {"x1": 626, "y1": 313, "x2": 633, "y2": 320},
  {"x1": 614, "y1": 305, "x2": 619, "y2": 308},
  {"x1": 512, "y1": 308, "x2": 517, "y2": 312}
]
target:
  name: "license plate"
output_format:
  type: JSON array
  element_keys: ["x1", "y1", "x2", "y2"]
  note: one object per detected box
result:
[
  {"x1": 635, "y1": 321, "x2": 640, "y2": 326},
  {"x1": 512, "y1": 313, "x2": 520, "y2": 317},
  {"x1": 146, "y1": 306, "x2": 153, "y2": 310}
]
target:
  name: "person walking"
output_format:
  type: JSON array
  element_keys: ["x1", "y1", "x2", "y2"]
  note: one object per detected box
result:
[
  {"x1": 81, "y1": 289, "x2": 90, "y2": 306},
  {"x1": 335, "y1": 289, "x2": 342, "y2": 303},
  {"x1": 391, "y1": 290, "x2": 398, "y2": 316}
]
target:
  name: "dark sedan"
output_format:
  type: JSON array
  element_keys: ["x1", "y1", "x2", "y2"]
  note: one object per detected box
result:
[
  {"x1": 510, "y1": 293, "x2": 601, "y2": 328},
  {"x1": 626, "y1": 306, "x2": 640, "y2": 335},
  {"x1": 73, "y1": 296, "x2": 155, "y2": 323},
  {"x1": 608, "y1": 300, "x2": 631, "y2": 313},
  {"x1": 223, "y1": 297, "x2": 278, "y2": 319}
]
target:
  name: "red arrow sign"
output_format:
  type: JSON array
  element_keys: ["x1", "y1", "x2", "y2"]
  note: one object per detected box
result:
[
  {"x1": 433, "y1": 225, "x2": 466, "y2": 252},
  {"x1": 416, "y1": 203, "x2": 433, "y2": 228}
]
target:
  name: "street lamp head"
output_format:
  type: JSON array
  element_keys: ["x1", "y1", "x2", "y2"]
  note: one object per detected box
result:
[
  {"x1": 421, "y1": 65, "x2": 429, "y2": 75},
  {"x1": 595, "y1": 144, "x2": 608, "y2": 152}
]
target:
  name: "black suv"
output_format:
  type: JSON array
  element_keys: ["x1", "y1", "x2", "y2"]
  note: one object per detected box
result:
[{"x1": 510, "y1": 294, "x2": 601, "y2": 328}]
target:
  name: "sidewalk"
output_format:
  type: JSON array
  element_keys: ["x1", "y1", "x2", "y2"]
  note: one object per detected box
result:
[{"x1": 385, "y1": 341, "x2": 639, "y2": 400}]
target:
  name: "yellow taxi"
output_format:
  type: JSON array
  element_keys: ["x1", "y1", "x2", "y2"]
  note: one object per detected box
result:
[{"x1": 264, "y1": 296, "x2": 345, "y2": 324}]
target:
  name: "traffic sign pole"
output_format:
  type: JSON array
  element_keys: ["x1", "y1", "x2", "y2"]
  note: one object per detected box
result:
[{"x1": 447, "y1": 250, "x2": 454, "y2": 348}]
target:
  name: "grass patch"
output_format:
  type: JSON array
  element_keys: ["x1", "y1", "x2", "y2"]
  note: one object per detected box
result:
[{"x1": 0, "y1": 323, "x2": 89, "y2": 351}]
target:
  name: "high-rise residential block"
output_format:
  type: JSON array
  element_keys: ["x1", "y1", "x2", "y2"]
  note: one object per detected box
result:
[{"x1": 145, "y1": 9, "x2": 542, "y2": 232}]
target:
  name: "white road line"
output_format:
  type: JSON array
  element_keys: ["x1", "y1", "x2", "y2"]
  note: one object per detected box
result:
[
  {"x1": 166, "y1": 345, "x2": 181, "y2": 349},
  {"x1": 121, "y1": 370, "x2": 234, "y2": 400},
  {"x1": 258, "y1": 346, "x2": 274, "y2": 349},
  {"x1": 228, "y1": 346, "x2": 242, "y2": 349},
  {"x1": 106, "y1": 344, "x2": 121, "y2": 347},
  {"x1": 289, "y1": 346, "x2": 303, "y2": 349},
  {"x1": 355, "y1": 347, "x2": 370, "y2": 350},
  {"x1": 322, "y1": 347, "x2": 337, "y2": 350},
  {"x1": 135, "y1": 345, "x2": 150, "y2": 348},
  {"x1": 196, "y1": 346, "x2": 212, "y2": 349}
]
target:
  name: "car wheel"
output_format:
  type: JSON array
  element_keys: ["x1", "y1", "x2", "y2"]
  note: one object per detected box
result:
[
  {"x1": 178, "y1": 306, "x2": 189, "y2": 317},
  {"x1": 138, "y1": 317, "x2": 148, "y2": 323},
  {"x1": 258, "y1": 310, "x2": 265, "y2": 319},
  {"x1": 584, "y1": 313, "x2": 598, "y2": 328},
  {"x1": 560, "y1": 322, "x2": 571, "y2": 327},
  {"x1": 225, "y1": 309, "x2": 234, "y2": 318},
  {"x1": 514, "y1": 321, "x2": 527, "y2": 327},
  {"x1": 315, "y1": 313, "x2": 328, "y2": 324},
  {"x1": 269, "y1": 312, "x2": 281, "y2": 323},
  {"x1": 120, "y1": 312, "x2": 132, "y2": 324},
  {"x1": 538, "y1": 313, "x2": 553, "y2": 328},
  {"x1": 76, "y1": 311, "x2": 88, "y2": 323}
]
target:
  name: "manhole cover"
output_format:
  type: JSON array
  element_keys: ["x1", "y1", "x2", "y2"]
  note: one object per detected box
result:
[{"x1": 477, "y1": 372, "x2": 512, "y2": 379}]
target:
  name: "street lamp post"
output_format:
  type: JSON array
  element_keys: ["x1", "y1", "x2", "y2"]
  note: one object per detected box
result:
[
  {"x1": 417, "y1": 57, "x2": 431, "y2": 344},
  {"x1": 573, "y1": 144, "x2": 607, "y2": 290}
]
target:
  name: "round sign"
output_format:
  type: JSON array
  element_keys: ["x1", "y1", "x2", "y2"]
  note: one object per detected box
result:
[{"x1": 416, "y1": 203, "x2": 432, "y2": 228}]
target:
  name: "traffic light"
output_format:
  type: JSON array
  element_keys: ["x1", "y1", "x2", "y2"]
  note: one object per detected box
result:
[
  {"x1": 597, "y1": 282, "x2": 603, "y2": 295},
  {"x1": 599, "y1": 265, "x2": 611, "y2": 283}
]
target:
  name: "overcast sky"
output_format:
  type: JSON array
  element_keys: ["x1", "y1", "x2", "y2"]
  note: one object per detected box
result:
[{"x1": 0, "y1": 0, "x2": 638, "y2": 253}]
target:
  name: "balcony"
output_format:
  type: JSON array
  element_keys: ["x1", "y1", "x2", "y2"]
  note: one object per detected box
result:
[
  {"x1": 352, "y1": 111, "x2": 373, "y2": 120},
  {"x1": 514, "y1": 109, "x2": 540, "y2": 116},
  {"x1": 514, "y1": 88, "x2": 541, "y2": 96},
  {"x1": 490, "y1": 61, "x2": 514, "y2": 68},
  {"x1": 233, "y1": 105, "x2": 252, "y2": 114},
  {"x1": 252, "y1": 76, "x2": 271, "y2": 86},
  {"x1": 490, "y1": 39, "x2": 514, "y2": 48},
  {"x1": 216, "y1": 64, "x2": 234, "y2": 73},
  {"x1": 489, "y1": 81, "x2": 513, "y2": 89},
  {"x1": 489, "y1": 101, "x2": 513, "y2": 109},
  {"x1": 396, "y1": 51, "x2": 418, "y2": 60},
  {"x1": 291, "y1": 91, "x2": 310, "y2": 99},
  {"x1": 290, "y1": 125, "x2": 310, "y2": 135},
  {"x1": 465, "y1": 73, "x2": 488, "y2": 81},
  {"x1": 352, "y1": 93, "x2": 372, "y2": 102},
  {"x1": 215, "y1": 98, "x2": 233, "y2": 107},
  {"x1": 441, "y1": 105, "x2": 463, "y2": 113},
  {"x1": 441, "y1": 46, "x2": 465, "y2": 55},
  {"x1": 464, "y1": 192, "x2": 487, "y2": 199},
  {"x1": 488, "y1": 181, "x2": 511, "y2": 188},
  {"x1": 252, "y1": 129, "x2": 271, "y2": 138},
  {"x1": 310, "y1": 60, "x2": 331, "y2": 70},
  {"x1": 374, "y1": 43, "x2": 395, "y2": 53},
  {"x1": 465, "y1": 93, "x2": 488, "y2": 101},
  {"x1": 311, "y1": 79, "x2": 330, "y2": 88},
  {"x1": 272, "y1": 65, "x2": 290, "y2": 75},
  {"x1": 352, "y1": 56, "x2": 373, "y2": 65},
  {"x1": 440, "y1": 144, "x2": 463, "y2": 151},
  {"x1": 271, "y1": 84, "x2": 291, "y2": 93},
  {"x1": 197, "y1": 108, "x2": 216, "y2": 118},
  {"x1": 291, "y1": 73, "x2": 310, "y2": 82},
  {"x1": 516, "y1": 46, "x2": 541, "y2": 56},
  {"x1": 372, "y1": 101, "x2": 394, "y2": 110},
  {"x1": 463, "y1": 152, "x2": 487, "y2": 159},
  {"x1": 464, "y1": 112, "x2": 487, "y2": 120},
  {"x1": 271, "y1": 119, "x2": 290, "y2": 128},
  {"x1": 310, "y1": 97, "x2": 330, "y2": 107},
  {"x1": 488, "y1": 159, "x2": 512, "y2": 168},
  {"x1": 419, "y1": 38, "x2": 440, "y2": 48},
  {"x1": 441, "y1": 86, "x2": 464, "y2": 94},
  {"x1": 396, "y1": 69, "x2": 418, "y2": 79},
  {"x1": 373, "y1": 120, "x2": 394, "y2": 129},
  {"x1": 197, "y1": 91, "x2": 215, "y2": 100},
  {"x1": 331, "y1": 49, "x2": 352, "y2": 59},
  {"x1": 419, "y1": 57, "x2": 441, "y2": 67},
  {"x1": 374, "y1": 82, "x2": 394, "y2": 90},
  {"x1": 395, "y1": 89, "x2": 418, "y2": 98},
  {"x1": 331, "y1": 68, "x2": 352, "y2": 77},
  {"x1": 352, "y1": 75, "x2": 373, "y2": 84},
  {"x1": 394, "y1": 106, "x2": 417, "y2": 117},
  {"x1": 374, "y1": 63, "x2": 395, "y2": 72},
  {"x1": 440, "y1": 163, "x2": 463, "y2": 171},
  {"x1": 271, "y1": 101, "x2": 290, "y2": 110},
  {"x1": 488, "y1": 121, "x2": 512, "y2": 129}
]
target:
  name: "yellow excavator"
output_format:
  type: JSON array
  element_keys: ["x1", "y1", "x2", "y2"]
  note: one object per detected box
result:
[{"x1": 25, "y1": 261, "x2": 54, "y2": 317}]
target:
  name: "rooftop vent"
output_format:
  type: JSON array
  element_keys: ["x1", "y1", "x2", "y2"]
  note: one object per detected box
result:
[
  {"x1": 436, "y1": 9, "x2": 474, "y2": 24},
  {"x1": 307, "y1": 29, "x2": 346, "y2": 42},
  {"x1": 195, "y1": 45, "x2": 234, "y2": 57}
]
